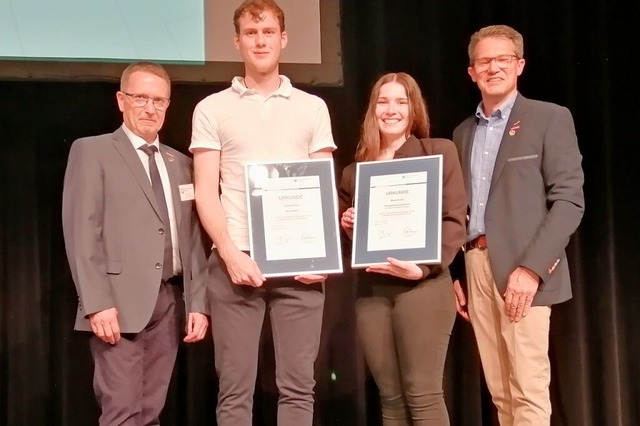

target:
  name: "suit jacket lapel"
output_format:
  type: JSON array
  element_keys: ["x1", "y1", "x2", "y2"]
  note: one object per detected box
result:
[
  {"x1": 160, "y1": 145, "x2": 182, "y2": 229},
  {"x1": 490, "y1": 94, "x2": 527, "y2": 195},
  {"x1": 111, "y1": 128, "x2": 164, "y2": 221}
]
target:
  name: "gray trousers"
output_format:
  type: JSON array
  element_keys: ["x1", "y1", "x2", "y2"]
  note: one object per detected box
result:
[
  {"x1": 90, "y1": 281, "x2": 183, "y2": 426},
  {"x1": 207, "y1": 250, "x2": 325, "y2": 426},
  {"x1": 356, "y1": 269, "x2": 456, "y2": 426}
]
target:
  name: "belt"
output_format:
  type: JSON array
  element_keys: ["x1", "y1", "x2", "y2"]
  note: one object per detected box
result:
[
  {"x1": 163, "y1": 275, "x2": 184, "y2": 286},
  {"x1": 464, "y1": 235, "x2": 487, "y2": 251}
]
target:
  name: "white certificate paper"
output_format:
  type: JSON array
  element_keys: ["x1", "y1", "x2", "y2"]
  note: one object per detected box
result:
[
  {"x1": 261, "y1": 175, "x2": 326, "y2": 261},
  {"x1": 367, "y1": 171, "x2": 427, "y2": 251}
]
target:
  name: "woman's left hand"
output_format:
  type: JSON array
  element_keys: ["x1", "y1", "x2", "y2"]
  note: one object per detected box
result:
[
  {"x1": 366, "y1": 257, "x2": 423, "y2": 280},
  {"x1": 295, "y1": 274, "x2": 328, "y2": 285}
]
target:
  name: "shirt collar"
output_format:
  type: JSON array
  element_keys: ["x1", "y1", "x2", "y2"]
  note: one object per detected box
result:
[
  {"x1": 122, "y1": 123, "x2": 160, "y2": 151},
  {"x1": 231, "y1": 75, "x2": 293, "y2": 98},
  {"x1": 475, "y1": 91, "x2": 518, "y2": 121}
]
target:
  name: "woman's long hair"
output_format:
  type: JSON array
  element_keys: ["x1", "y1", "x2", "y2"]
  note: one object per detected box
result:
[{"x1": 355, "y1": 72, "x2": 430, "y2": 162}]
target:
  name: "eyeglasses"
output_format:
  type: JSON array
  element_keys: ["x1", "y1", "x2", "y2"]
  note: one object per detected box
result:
[
  {"x1": 121, "y1": 92, "x2": 170, "y2": 111},
  {"x1": 473, "y1": 54, "x2": 519, "y2": 72}
]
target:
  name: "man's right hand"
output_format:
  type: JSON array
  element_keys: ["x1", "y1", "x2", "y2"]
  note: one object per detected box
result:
[
  {"x1": 453, "y1": 280, "x2": 470, "y2": 322},
  {"x1": 88, "y1": 307, "x2": 121, "y2": 344},
  {"x1": 221, "y1": 247, "x2": 265, "y2": 287}
]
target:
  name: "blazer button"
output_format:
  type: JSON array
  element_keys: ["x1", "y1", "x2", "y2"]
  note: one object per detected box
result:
[
  {"x1": 158, "y1": 228, "x2": 165, "y2": 235},
  {"x1": 155, "y1": 263, "x2": 162, "y2": 269}
]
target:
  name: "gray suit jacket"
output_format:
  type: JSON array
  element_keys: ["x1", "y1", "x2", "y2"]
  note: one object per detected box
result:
[
  {"x1": 453, "y1": 94, "x2": 584, "y2": 306},
  {"x1": 62, "y1": 127, "x2": 208, "y2": 333}
]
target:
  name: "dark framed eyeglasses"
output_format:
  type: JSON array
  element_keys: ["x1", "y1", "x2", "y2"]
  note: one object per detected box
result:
[{"x1": 473, "y1": 54, "x2": 519, "y2": 72}]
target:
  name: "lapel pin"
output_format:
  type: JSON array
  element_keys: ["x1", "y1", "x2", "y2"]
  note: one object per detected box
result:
[
  {"x1": 165, "y1": 152, "x2": 175, "y2": 162},
  {"x1": 508, "y1": 120, "x2": 521, "y2": 136}
]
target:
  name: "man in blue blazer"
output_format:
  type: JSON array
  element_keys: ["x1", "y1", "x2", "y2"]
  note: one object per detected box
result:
[
  {"x1": 62, "y1": 61, "x2": 209, "y2": 425},
  {"x1": 452, "y1": 25, "x2": 585, "y2": 425}
]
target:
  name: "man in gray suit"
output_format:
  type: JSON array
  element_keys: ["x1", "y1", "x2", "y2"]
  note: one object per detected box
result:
[
  {"x1": 452, "y1": 25, "x2": 584, "y2": 425},
  {"x1": 62, "y1": 61, "x2": 209, "y2": 425}
]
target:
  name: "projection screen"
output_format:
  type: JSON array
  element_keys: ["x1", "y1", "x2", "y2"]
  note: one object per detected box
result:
[{"x1": 0, "y1": 0, "x2": 342, "y2": 85}]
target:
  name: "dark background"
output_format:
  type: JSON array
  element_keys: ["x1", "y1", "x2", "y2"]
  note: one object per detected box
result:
[{"x1": 1, "y1": 0, "x2": 638, "y2": 424}]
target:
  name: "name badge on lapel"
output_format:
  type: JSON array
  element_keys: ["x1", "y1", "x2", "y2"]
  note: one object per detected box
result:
[{"x1": 179, "y1": 184, "x2": 195, "y2": 201}]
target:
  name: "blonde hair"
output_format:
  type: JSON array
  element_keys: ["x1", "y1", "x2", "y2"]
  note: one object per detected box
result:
[
  {"x1": 467, "y1": 25, "x2": 524, "y2": 65},
  {"x1": 356, "y1": 72, "x2": 430, "y2": 162}
]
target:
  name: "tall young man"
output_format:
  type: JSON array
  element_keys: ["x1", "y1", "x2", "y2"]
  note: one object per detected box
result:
[{"x1": 189, "y1": 1, "x2": 336, "y2": 425}]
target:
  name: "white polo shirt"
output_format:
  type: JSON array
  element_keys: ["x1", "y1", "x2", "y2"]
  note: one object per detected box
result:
[{"x1": 189, "y1": 75, "x2": 337, "y2": 250}]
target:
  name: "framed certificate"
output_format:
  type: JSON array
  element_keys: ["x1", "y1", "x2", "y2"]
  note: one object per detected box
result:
[
  {"x1": 245, "y1": 158, "x2": 343, "y2": 277},
  {"x1": 352, "y1": 155, "x2": 442, "y2": 268}
]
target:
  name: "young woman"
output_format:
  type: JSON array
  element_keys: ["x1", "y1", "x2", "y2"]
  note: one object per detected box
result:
[{"x1": 338, "y1": 72, "x2": 467, "y2": 425}]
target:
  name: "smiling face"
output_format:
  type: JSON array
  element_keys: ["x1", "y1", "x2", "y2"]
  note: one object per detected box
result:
[
  {"x1": 375, "y1": 81, "x2": 411, "y2": 144},
  {"x1": 234, "y1": 9, "x2": 287, "y2": 79},
  {"x1": 116, "y1": 70, "x2": 170, "y2": 143},
  {"x1": 468, "y1": 36, "x2": 525, "y2": 109}
]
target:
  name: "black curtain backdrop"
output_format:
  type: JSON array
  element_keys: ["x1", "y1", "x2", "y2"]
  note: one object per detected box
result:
[{"x1": 1, "y1": 0, "x2": 639, "y2": 424}]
